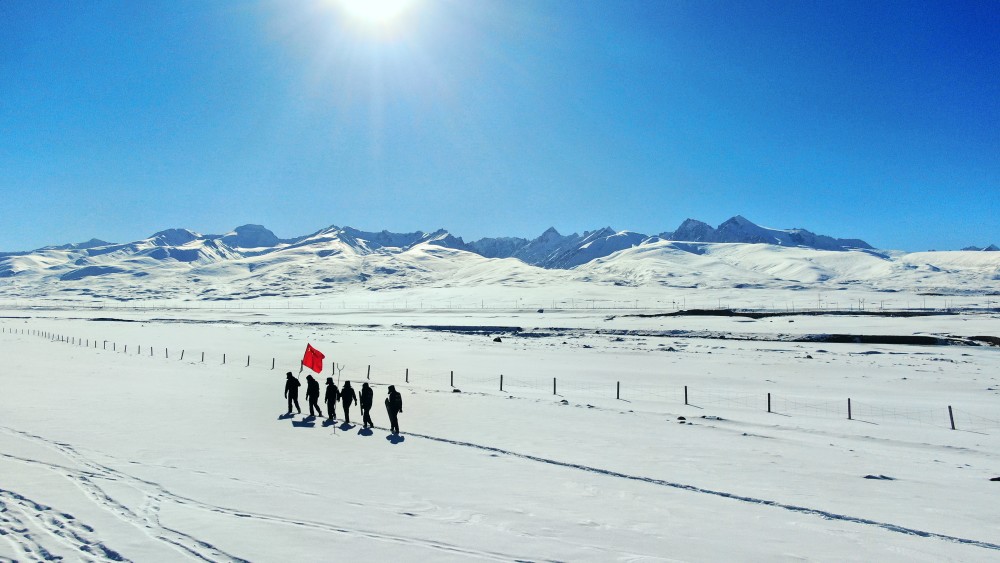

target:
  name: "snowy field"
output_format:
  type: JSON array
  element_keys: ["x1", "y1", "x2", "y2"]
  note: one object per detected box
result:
[{"x1": 1, "y1": 304, "x2": 999, "y2": 561}]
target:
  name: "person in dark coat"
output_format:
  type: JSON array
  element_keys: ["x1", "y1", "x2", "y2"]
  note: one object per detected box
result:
[
  {"x1": 385, "y1": 385, "x2": 403, "y2": 435},
  {"x1": 324, "y1": 377, "x2": 339, "y2": 420},
  {"x1": 284, "y1": 372, "x2": 301, "y2": 414},
  {"x1": 360, "y1": 382, "x2": 374, "y2": 429},
  {"x1": 305, "y1": 374, "x2": 322, "y2": 417},
  {"x1": 341, "y1": 381, "x2": 357, "y2": 424}
]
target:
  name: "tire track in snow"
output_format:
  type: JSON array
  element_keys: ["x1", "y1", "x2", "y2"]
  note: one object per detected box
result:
[
  {"x1": 400, "y1": 429, "x2": 1000, "y2": 552},
  {"x1": 0, "y1": 427, "x2": 541, "y2": 562},
  {"x1": 0, "y1": 488, "x2": 127, "y2": 562},
  {"x1": 0, "y1": 428, "x2": 252, "y2": 563},
  {"x1": 0, "y1": 496, "x2": 59, "y2": 562}
]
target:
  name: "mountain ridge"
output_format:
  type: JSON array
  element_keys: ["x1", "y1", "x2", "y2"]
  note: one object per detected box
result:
[
  {"x1": 4, "y1": 215, "x2": 879, "y2": 264},
  {"x1": 1, "y1": 214, "x2": 997, "y2": 301}
]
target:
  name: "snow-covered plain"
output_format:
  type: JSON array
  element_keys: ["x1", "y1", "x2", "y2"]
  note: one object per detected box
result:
[{"x1": 1, "y1": 303, "x2": 998, "y2": 561}]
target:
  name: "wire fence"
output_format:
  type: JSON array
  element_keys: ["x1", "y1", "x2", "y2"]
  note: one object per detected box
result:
[
  {"x1": 3, "y1": 324, "x2": 997, "y2": 435},
  {"x1": 772, "y1": 396, "x2": 844, "y2": 418}
]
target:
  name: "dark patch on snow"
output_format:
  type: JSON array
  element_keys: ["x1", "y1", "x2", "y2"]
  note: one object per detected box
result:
[{"x1": 59, "y1": 265, "x2": 128, "y2": 281}]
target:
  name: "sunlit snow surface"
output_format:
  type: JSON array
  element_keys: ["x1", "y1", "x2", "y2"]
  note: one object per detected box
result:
[{"x1": 1, "y1": 303, "x2": 998, "y2": 561}]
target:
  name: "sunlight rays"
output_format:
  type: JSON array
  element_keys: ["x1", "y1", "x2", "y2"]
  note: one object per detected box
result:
[{"x1": 336, "y1": 0, "x2": 416, "y2": 27}]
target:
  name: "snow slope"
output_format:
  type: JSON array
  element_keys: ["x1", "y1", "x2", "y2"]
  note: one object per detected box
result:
[{"x1": 1, "y1": 306, "x2": 998, "y2": 561}]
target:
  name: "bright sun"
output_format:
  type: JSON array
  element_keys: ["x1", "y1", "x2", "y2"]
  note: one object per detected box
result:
[{"x1": 337, "y1": 0, "x2": 415, "y2": 24}]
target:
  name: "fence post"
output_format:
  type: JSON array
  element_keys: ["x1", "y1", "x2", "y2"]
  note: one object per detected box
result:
[
  {"x1": 684, "y1": 385, "x2": 688, "y2": 405},
  {"x1": 406, "y1": 368, "x2": 409, "y2": 383},
  {"x1": 848, "y1": 398, "x2": 852, "y2": 420},
  {"x1": 124, "y1": 345, "x2": 128, "y2": 353},
  {"x1": 367, "y1": 365, "x2": 371, "y2": 380},
  {"x1": 138, "y1": 345, "x2": 141, "y2": 355},
  {"x1": 272, "y1": 358, "x2": 275, "y2": 370},
  {"x1": 767, "y1": 392, "x2": 771, "y2": 413},
  {"x1": 553, "y1": 377, "x2": 557, "y2": 395},
  {"x1": 181, "y1": 350, "x2": 185, "y2": 360},
  {"x1": 616, "y1": 381, "x2": 620, "y2": 399},
  {"x1": 150, "y1": 347, "x2": 153, "y2": 357},
  {"x1": 450, "y1": 370, "x2": 454, "y2": 387},
  {"x1": 223, "y1": 353, "x2": 226, "y2": 364},
  {"x1": 165, "y1": 348, "x2": 168, "y2": 358},
  {"x1": 247, "y1": 355, "x2": 250, "y2": 367},
  {"x1": 948, "y1": 405, "x2": 956, "y2": 430}
]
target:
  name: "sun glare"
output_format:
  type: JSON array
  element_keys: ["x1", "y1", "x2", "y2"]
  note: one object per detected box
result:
[{"x1": 337, "y1": 0, "x2": 415, "y2": 25}]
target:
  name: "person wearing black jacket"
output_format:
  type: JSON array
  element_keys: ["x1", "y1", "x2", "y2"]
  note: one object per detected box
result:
[
  {"x1": 385, "y1": 385, "x2": 403, "y2": 435},
  {"x1": 305, "y1": 374, "x2": 322, "y2": 417},
  {"x1": 341, "y1": 381, "x2": 357, "y2": 424},
  {"x1": 284, "y1": 372, "x2": 301, "y2": 414},
  {"x1": 360, "y1": 382, "x2": 374, "y2": 429},
  {"x1": 324, "y1": 377, "x2": 339, "y2": 421}
]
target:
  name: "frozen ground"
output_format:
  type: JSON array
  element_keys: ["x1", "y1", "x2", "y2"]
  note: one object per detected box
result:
[{"x1": 1, "y1": 305, "x2": 999, "y2": 561}]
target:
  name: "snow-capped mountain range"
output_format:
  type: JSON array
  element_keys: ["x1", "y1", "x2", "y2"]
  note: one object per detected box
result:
[{"x1": 1, "y1": 216, "x2": 997, "y2": 302}]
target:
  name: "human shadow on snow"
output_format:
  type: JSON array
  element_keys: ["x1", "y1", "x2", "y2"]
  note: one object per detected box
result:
[
  {"x1": 358, "y1": 428, "x2": 374, "y2": 437},
  {"x1": 292, "y1": 416, "x2": 316, "y2": 428},
  {"x1": 386, "y1": 434, "x2": 405, "y2": 444},
  {"x1": 277, "y1": 413, "x2": 295, "y2": 420}
]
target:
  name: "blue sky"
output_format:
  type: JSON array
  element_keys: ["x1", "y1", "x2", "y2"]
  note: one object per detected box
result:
[{"x1": 1, "y1": 0, "x2": 997, "y2": 251}]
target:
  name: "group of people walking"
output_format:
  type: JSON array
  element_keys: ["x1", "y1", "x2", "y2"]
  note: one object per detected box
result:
[{"x1": 284, "y1": 372, "x2": 403, "y2": 435}]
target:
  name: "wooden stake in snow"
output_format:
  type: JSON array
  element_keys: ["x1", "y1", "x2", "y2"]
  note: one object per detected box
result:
[
  {"x1": 767, "y1": 392, "x2": 771, "y2": 413},
  {"x1": 406, "y1": 368, "x2": 409, "y2": 383},
  {"x1": 367, "y1": 365, "x2": 371, "y2": 380},
  {"x1": 848, "y1": 398, "x2": 852, "y2": 420},
  {"x1": 617, "y1": 381, "x2": 620, "y2": 400},
  {"x1": 684, "y1": 385, "x2": 688, "y2": 405},
  {"x1": 949, "y1": 405, "x2": 956, "y2": 430}
]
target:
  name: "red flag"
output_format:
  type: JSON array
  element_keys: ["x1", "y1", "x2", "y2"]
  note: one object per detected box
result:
[{"x1": 302, "y1": 343, "x2": 325, "y2": 374}]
